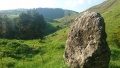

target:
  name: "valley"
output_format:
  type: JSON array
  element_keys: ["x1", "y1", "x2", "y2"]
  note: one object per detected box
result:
[{"x1": 0, "y1": 0, "x2": 120, "y2": 68}]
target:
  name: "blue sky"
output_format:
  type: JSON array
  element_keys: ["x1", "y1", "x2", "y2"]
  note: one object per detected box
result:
[{"x1": 0, "y1": 0, "x2": 106, "y2": 12}]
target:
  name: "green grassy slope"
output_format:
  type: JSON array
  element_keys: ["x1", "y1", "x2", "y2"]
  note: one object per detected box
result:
[
  {"x1": 0, "y1": 27, "x2": 69, "y2": 68},
  {"x1": 56, "y1": 14, "x2": 79, "y2": 26},
  {"x1": 0, "y1": 0, "x2": 120, "y2": 68},
  {"x1": 49, "y1": 0, "x2": 120, "y2": 67},
  {"x1": 78, "y1": 0, "x2": 120, "y2": 67},
  {"x1": 0, "y1": 18, "x2": 69, "y2": 68},
  {"x1": 87, "y1": 0, "x2": 117, "y2": 13},
  {"x1": 101, "y1": 1, "x2": 120, "y2": 67}
]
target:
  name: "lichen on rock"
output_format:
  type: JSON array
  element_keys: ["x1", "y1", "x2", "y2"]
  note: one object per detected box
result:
[{"x1": 64, "y1": 11, "x2": 111, "y2": 68}]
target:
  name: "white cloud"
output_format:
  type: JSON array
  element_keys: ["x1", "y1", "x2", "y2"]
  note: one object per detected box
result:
[
  {"x1": 87, "y1": 0, "x2": 91, "y2": 4},
  {"x1": 30, "y1": 0, "x2": 56, "y2": 8},
  {"x1": 87, "y1": 0, "x2": 97, "y2": 4},
  {"x1": 0, "y1": 0, "x2": 106, "y2": 12},
  {"x1": 0, "y1": 0, "x2": 56, "y2": 10},
  {"x1": 65, "y1": 0, "x2": 84, "y2": 7}
]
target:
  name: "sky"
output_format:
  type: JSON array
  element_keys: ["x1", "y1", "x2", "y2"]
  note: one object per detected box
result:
[{"x1": 0, "y1": 0, "x2": 106, "y2": 12}]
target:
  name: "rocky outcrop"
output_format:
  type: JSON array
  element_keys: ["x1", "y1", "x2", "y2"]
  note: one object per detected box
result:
[{"x1": 64, "y1": 11, "x2": 110, "y2": 68}]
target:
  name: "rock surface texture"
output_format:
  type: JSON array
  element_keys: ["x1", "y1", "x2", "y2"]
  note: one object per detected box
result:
[{"x1": 64, "y1": 11, "x2": 110, "y2": 68}]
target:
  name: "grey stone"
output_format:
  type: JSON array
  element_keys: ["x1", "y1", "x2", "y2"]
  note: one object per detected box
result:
[{"x1": 64, "y1": 11, "x2": 111, "y2": 68}]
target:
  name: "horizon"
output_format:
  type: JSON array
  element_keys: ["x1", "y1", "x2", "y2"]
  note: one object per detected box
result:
[{"x1": 0, "y1": 0, "x2": 106, "y2": 12}]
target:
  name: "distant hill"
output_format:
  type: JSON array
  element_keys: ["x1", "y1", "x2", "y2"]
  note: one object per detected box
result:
[
  {"x1": 35, "y1": 8, "x2": 78, "y2": 19},
  {"x1": 86, "y1": 0, "x2": 117, "y2": 13},
  {"x1": 0, "y1": 8, "x2": 79, "y2": 19}
]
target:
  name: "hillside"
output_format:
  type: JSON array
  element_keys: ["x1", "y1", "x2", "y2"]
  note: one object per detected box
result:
[
  {"x1": 0, "y1": 0, "x2": 120, "y2": 68},
  {"x1": 0, "y1": 8, "x2": 79, "y2": 19},
  {"x1": 56, "y1": 14, "x2": 79, "y2": 26},
  {"x1": 86, "y1": 0, "x2": 116, "y2": 13},
  {"x1": 35, "y1": 8, "x2": 78, "y2": 19},
  {"x1": 86, "y1": 0, "x2": 120, "y2": 47},
  {"x1": 48, "y1": 0, "x2": 120, "y2": 67}
]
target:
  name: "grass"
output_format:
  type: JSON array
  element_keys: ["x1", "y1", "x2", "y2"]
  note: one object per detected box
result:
[
  {"x1": 86, "y1": 0, "x2": 120, "y2": 67},
  {"x1": 0, "y1": 23, "x2": 120, "y2": 68},
  {"x1": 0, "y1": 0, "x2": 120, "y2": 68},
  {"x1": 101, "y1": 0, "x2": 120, "y2": 67},
  {"x1": 0, "y1": 27, "x2": 69, "y2": 68}
]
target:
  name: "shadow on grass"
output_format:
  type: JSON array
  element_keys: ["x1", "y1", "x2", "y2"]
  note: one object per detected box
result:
[
  {"x1": 111, "y1": 49, "x2": 120, "y2": 60},
  {"x1": 109, "y1": 65, "x2": 120, "y2": 68},
  {"x1": 110, "y1": 49, "x2": 120, "y2": 68}
]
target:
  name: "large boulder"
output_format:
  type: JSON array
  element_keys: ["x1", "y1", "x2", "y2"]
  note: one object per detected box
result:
[{"x1": 64, "y1": 11, "x2": 110, "y2": 68}]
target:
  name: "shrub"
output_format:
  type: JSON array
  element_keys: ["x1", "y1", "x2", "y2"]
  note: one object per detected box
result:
[
  {"x1": 0, "y1": 41, "x2": 8, "y2": 45},
  {"x1": 0, "y1": 57, "x2": 16, "y2": 68},
  {"x1": 3, "y1": 42, "x2": 41, "y2": 59}
]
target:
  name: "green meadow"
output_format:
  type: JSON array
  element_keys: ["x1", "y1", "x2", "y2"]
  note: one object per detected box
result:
[{"x1": 0, "y1": 0, "x2": 120, "y2": 68}]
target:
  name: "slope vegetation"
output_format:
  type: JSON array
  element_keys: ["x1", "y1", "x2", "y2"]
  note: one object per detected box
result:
[
  {"x1": 0, "y1": 8, "x2": 79, "y2": 19},
  {"x1": 0, "y1": 0, "x2": 120, "y2": 68},
  {"x1": 87, "y1": 0, "x2": 117, "y2": 13}
]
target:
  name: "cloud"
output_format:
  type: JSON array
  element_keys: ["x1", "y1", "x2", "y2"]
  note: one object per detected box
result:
[
  {"x1": 31, "y1": 0, "x2": 56, "y2": 8},
  {"x1": 0, "y1": 0, "x2": 56, "y2": 10},
  {"x1": 20, "y1": 0, "x2": 56, "y2": 8},
  {"x1": 0, "y1": 0, "x2": 106, "y2": 12},
  {"x1": 87, "y1": 0, "x2": 97, "y2": 4},
  {"x1": 87, "y1": 0, "x2": 92, "y2": 4},
  {"x1": 65, "y1": 0, "x2": 84, "y2": 7}
]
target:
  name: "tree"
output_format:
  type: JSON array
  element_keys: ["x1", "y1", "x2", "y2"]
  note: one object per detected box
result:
[
  {"x1": 0, "y1": 16, "x2": 3, "y2": 37},
  {"x1": 14, "y1": 10, "x2": 46, "y2": 39},
  {"x1": 30, "y1": 11, "x2": 46, "y2": 38},
  {"x1": 0, "y1": 15, "x2": 12, "y2": 38},
  {"x1": 2, "y1": 15, "x2": 13, "y2": 38}
]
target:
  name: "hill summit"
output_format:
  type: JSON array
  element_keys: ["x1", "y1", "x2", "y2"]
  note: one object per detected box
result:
[{"x1": 0, "y1": 8, "x2": 79, "y2": 19}]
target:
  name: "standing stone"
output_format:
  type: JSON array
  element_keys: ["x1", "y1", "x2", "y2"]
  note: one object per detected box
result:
[{"x1": 64, "y1": 11, "x2": 110, "y2": 68}]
